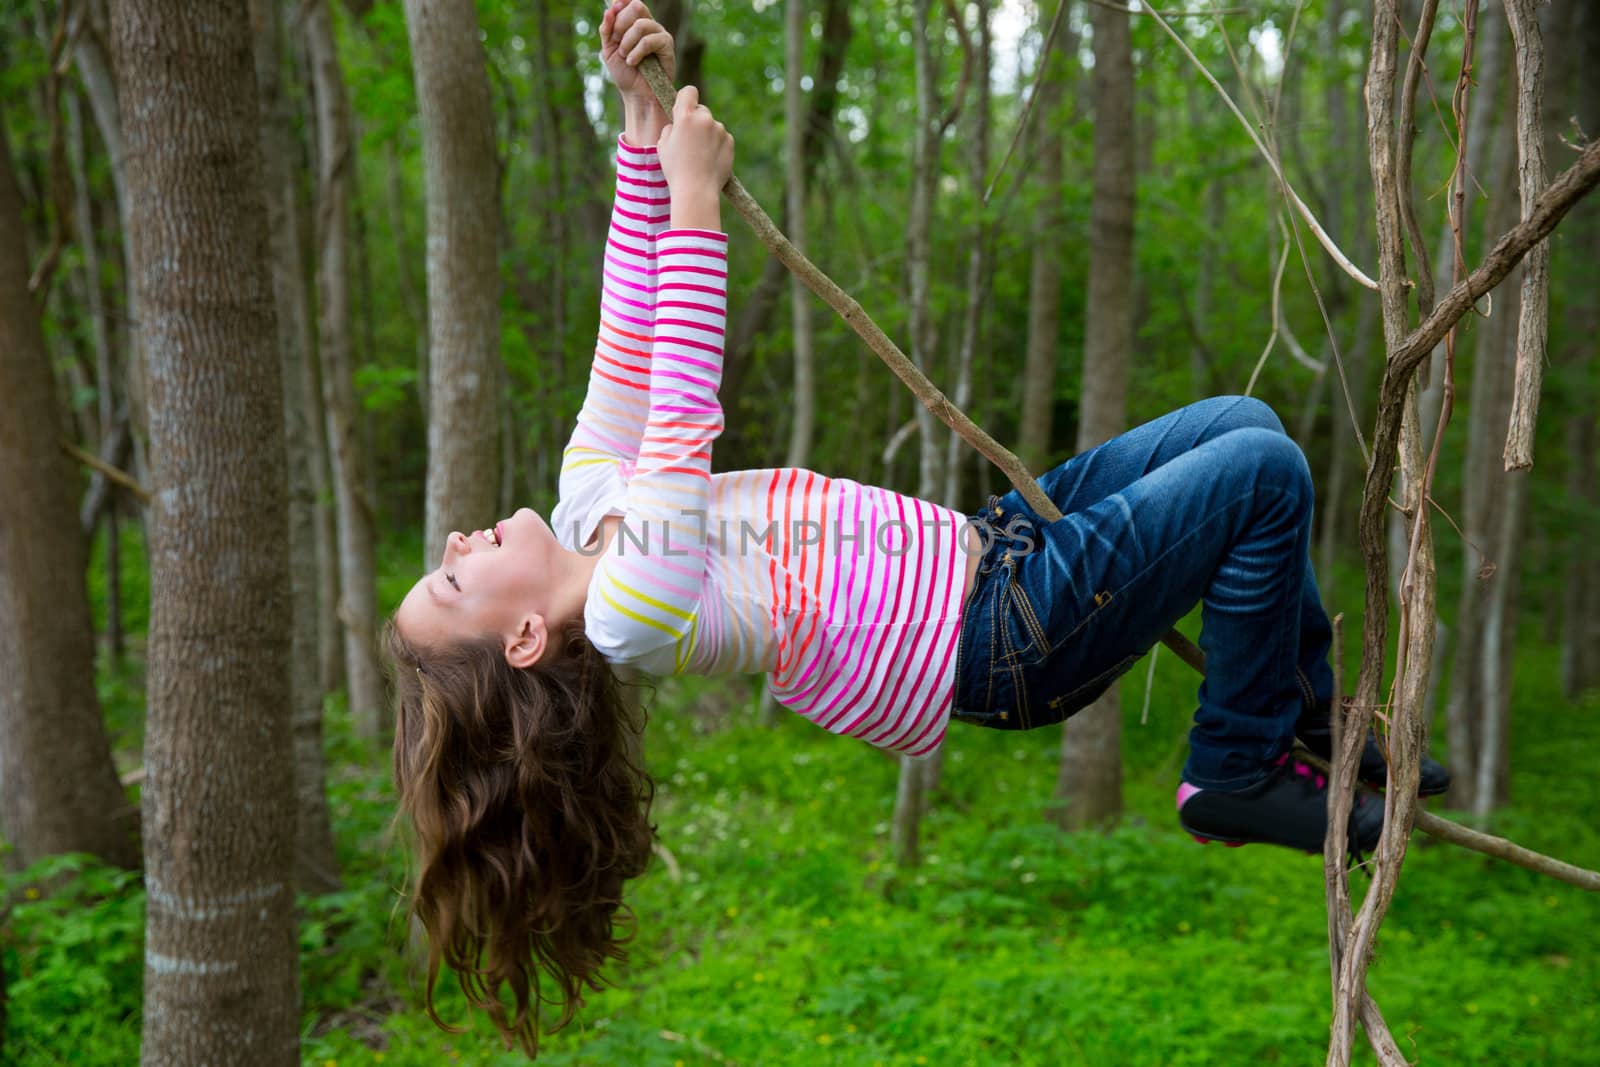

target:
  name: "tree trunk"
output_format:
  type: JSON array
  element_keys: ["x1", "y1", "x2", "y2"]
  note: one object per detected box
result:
[
  {"x1": 1053, "y1": 0, "x2": 1134, "y2": 832},
  {"x1": 536, "y1": 0, "x2": 609, "y2": 251},
  {"x1": 253, "y1": 0, "x2": 341, "y2": 895},
  {"x1": 305, "y1": 0, "x2": 387, "y2": 743},
  {"x1": 0, "y1": 120, "x2": 140, "y2": 873},
  {"x1": 1445, "y1": 89, "x2": 1520, "y2": 813},
  {"x1": 783, "y1": 0, "x2": 815, "y2": 469},
  {"x1": 71, "y1": 0, "x2": 154, "y2": 497},
  {"x1": 65, "y1": 84, "x2": 126, "y2": 661},
  {"x1": 405, "y1": 0, "x2": 503, "y2": 565},
  {"x1": 1555, "y1": 0, "x2": 1599, "y2": 695},
  {"x1": 892, "y1": 0, "x2": 946, "y2": 867},
  {"x1": 109, "y1": 0, "x2": 300, "y2": 1060},
  {"x1": 719, "y1": 0, "x2": 851, "y2": 460},
  {"x1": 946, "y1": 0, "x2": 993, "y2": 509},
  {"x1": 1017, "y1": 0, "x2": 1069, "y2": 473}
]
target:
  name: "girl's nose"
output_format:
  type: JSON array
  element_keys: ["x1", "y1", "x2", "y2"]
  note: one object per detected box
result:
[{"x1": 442, "y1": 531, "x2": 470, "y2": 565}]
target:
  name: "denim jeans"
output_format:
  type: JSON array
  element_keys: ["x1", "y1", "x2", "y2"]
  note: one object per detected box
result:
[{"x1": 952, "y1": 396, "x2": 1335, "y2": 791}]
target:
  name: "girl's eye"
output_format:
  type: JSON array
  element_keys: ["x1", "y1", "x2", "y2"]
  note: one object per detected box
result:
[{"x1": 446, "y1": 571, "x2": 461, "y2": 592}]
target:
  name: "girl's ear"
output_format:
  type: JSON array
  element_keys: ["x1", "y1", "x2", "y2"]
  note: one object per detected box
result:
[{"x1": 504, "y1": 616, "x2": 548, "y2": 670}]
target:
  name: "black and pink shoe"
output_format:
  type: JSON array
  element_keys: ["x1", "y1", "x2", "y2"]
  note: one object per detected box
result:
[{"x1": 1176, "y1": 753, "x2": 1385, "y2": 854}]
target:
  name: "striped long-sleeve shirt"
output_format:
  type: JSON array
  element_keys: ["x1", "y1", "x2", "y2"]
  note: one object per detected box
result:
[{"x1": 550, "y1": 138, "x2": 967, "y2": 757}]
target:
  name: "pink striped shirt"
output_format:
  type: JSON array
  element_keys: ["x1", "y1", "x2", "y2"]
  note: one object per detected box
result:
[{"x1": 551, "y1": 139, "x2": 967, "y2": 757}]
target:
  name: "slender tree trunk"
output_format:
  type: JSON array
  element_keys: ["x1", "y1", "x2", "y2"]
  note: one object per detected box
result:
[
  {"x1": 946, "y1": 0, "x2": 993, "y2": 509},
  {"x1": 783, "y1": 0, "x2": 815, "y2": 469},
  {"x1": 386, "y1": 141, "x2": 430, "y2": 417},
  {"x1": 253, "y1": 0, "x2": 341, "y2": 894},
  {"x1": 907, "y1": 0, "x2": 943, "y2": 498},
  {"x1": 1446, "y1": 93, "x2": 1520, "y2": 813},
  {"x1": 1017, "y1": 0, "x2": 1068, "y2": 473},
  {"x1": 65, "y1": 85, "x2": 126, "y2": 661},
  {"x1": 719, "y1": 0, "x2": 851, "y2": 458},
  {"x1": 405, "y1": 0, "x2": 503, "y2": 565},
  {"x1": 287, "y1": 12, "x2": 344, "y2": 697},
  {"x1": 109, "y1": 0, "x2": 300, "y2": 1060},
  {"x1": 305, "y1": 0, "x2": 387, "y2": 742},
  {"x1": 892, "y1": 0, "x2": 946, "y2": 867},
  {"x1": 539, "y1": 0, "x2": 609, "y2": 249},
  {"x1": 923, "y1": 0, "x2": 996, "y2": 806},
  {"x1": 0, "y1": 120, "x2": 140, "y2": 873},
  {"x1": 1053, "y1": 0, "x2": 1134, "y2": 831},
  {"x1": 1556, "y1": 1, "x2": 1600, "y2": 695},
  {"x1": 1471, "y1": 0, "x2": 1549, "y2": 814},
  {"x1": 71, "y1": 0, "x2": 154, "y2": 500}
]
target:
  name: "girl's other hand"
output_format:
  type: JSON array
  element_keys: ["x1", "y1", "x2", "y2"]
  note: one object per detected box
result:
[
  {"x1": 657, "y1": 86, "x2": 734, "y2": 229},
  {"x1": 600, "y1": 1, "x2": 675, "y2": 98}
]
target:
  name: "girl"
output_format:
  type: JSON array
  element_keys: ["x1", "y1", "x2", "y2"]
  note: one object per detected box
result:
[{"x1": 385, "y1": 2, "x2": 1446, "y2": 1053}]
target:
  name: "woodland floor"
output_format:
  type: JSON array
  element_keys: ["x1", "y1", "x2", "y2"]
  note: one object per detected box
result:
[{"x1": 4, "y1": 535, "x2": 1597, "y2": 1066}]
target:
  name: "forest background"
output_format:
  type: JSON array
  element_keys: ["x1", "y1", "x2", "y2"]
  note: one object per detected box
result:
[{"x1": 1, "y1": 0, "x2": 1598, "y2": 1064}]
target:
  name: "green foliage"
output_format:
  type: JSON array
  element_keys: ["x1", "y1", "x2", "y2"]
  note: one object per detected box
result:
[
  {"x1": 7, "y1": 570, "x2": 1600, "y2": 1065},
  {"x1": 7, "y1": 1, "x2": 1600, "y2": 1064},
  {"x1": 314, "y1": 638, "x2": 1598, "y2": 1067},
  {"x1": 1, "y1": 855, "x2": 143, "y2": 1064}
]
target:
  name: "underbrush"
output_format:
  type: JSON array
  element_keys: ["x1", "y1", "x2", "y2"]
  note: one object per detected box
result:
[{"x1": 7, "y1": 637, "x2": 1596, "y2": 1066}]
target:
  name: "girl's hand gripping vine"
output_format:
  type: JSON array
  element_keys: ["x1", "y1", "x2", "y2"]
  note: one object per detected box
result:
[{"x1": 657, "y1": 85, "x2": 733, "y2": 232}]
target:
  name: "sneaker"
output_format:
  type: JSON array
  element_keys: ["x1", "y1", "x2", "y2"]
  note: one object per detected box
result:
[
  {"x1": 1177, "y1": 754, "x2": 1385, "y2": 854},
  {"x1": 1296, "y1": 700, "x2": 1451, "y2": 797}
]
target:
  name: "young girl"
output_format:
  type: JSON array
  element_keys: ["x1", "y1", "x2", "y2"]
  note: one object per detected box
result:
[{"x1": 386, "y1": 1, "x2": 1446, "y2": 1053}]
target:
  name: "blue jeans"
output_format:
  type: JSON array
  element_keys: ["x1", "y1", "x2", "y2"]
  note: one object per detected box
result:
[{"x1": 952, "y1": 396, "x2": 1335, "y2": 791}]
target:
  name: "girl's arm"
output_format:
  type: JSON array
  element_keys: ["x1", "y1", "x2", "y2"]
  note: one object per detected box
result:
[
  {"x1": 584, "y1": 227, "x2": 727, "y2": 670},
  {"x1": 552, "y1": 5, "x2": 674, "y2": 549},
  {"x1": 584, "y1": 87, "x2": 733, "y2": 670}
]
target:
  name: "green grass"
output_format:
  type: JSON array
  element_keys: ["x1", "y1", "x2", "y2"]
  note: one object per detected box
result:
[{"x1": 6, "y1": 547, "x2": 1598, "y2": 1065}]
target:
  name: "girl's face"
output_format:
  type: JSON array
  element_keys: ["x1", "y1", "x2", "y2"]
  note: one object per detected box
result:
[{"x1": 395, "y1": 507, "x2": 563, "y2": 658}]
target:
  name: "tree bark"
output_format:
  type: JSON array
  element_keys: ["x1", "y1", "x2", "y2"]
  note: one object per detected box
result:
[
  {"x1": 109, "y1": 0, "x2": 300, "y2": 1060},
  {"x1": 1017, "y1": 0, "x2": 1068, "y2": 473},
  {"x1": 892, "y1": 0, "x2": 946, "y2": 867},
  {"x1": 305, "y1": 0, "x2": 387, "y2": 742},
  {"x1": 1560, "y1": 0, "x2": 1600, "y2": 695},
  {"x1": 71, "y1": 0, "x2": 153, "y2": 492},
  {"x1": 719, "y1": 0, "x2": 851, "y2": 458},
  {"x1": 65, "y1": 84, "x2": 125, "y2": 661},
  {"x1": 1053, "y1": 0, "x2": 1133, "y2": 832},
  {"x1": 783, "y1": 0, "x2": 815, "y2": 469},
  {"x1": 253, "y1": 0, "x2": 342, "y2": 895},
  {"x1": 0, "y1": 119, "x2": 140, "y2": 873},
  {"x1": 1446, "y1": 91, "x2": 1520, "y2": 814},
  {"x1": 946, "y1": 0, "x2": 993, "y2": 509},
  {"x1": 405, "y1": 0, "x2": 504, "y2": 565}
]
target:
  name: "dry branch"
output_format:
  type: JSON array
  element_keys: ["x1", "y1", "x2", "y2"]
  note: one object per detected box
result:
[
  {"x1": 1140, "y1": 4, "x2": 1378, "y2": 291},
  {"x1": 1390, "y1": 138, "x2": 1599, "y2": 384},
  {"x1": 60, "y1": 438, "x2": 150, "y2": 504},
  {"x1": 1328, "y1": 22, "x2": 1600, "y2": 1062},
  {"x1": 1329, "y1": 4, "x2": 1440, "y2": 1058},
  {"x1": 1300, "y1": 749, "x2": 1600, "y2": 892}
]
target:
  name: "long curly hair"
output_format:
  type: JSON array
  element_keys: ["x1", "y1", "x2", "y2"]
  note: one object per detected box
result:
[{"x1": 385, "y1": 619, "x2": 655, "y2": 1056}]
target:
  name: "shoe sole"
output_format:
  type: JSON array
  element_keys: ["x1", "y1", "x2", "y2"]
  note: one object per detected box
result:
[{"x1": 1179, "y1": 818, "x2": 1373, "y2": 855}]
